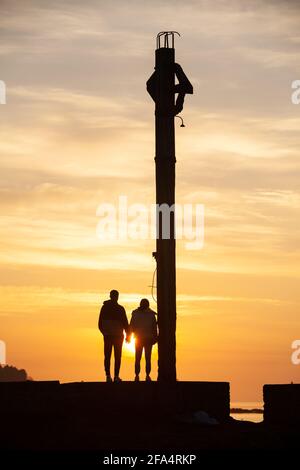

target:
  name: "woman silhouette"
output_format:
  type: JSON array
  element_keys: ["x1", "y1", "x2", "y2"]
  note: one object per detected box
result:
[{"x1": 129, "y1": 299, "x2": 158, "y2": 382}]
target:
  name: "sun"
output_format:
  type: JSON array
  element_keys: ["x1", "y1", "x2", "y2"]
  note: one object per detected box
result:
[{"x1": 123, "y1": 334, "x2": 136, "y2": 355}]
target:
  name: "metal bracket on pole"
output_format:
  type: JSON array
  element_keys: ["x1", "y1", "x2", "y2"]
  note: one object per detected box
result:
[{"x1": 147, "y1": 33, "x2": 193, "y2": 116}]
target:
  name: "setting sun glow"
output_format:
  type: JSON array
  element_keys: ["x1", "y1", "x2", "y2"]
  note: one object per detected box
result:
[{"x1": 124, "y1": 335, "x2": 136, "y2": 355}]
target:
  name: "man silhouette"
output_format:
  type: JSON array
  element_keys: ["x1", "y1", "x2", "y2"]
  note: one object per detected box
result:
[{"x1": 98, "y1": 290, "x2": 129, "y2": 382}]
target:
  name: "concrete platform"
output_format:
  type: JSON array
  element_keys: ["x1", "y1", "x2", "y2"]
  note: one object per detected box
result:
[
  {"x1": 264, "y1": 383, "x2": 300, "y2": 425},
  {"x1": 0, "y1": 380, "x2": 230, "y2": 423},
  {"x1": 2, "y1": 381, "x2": 300, "y2": 454}
]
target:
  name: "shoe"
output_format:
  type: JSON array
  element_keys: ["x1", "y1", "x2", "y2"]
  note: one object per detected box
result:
[
  {"x1": 146, "y1": 375, "x2": 152, "y2": 382},
  {"x1": 114, "y1": 376, "x2": 122, "y2": 383},
  {"x1": 106, "y1": 376, "x2": 112, "y2": 383},
  {"x1": 135, "y1": 375, "x2": 140, "y2": 382}
]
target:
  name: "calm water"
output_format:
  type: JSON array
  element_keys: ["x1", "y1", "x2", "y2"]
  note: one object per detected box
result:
[{"x1": 230, "y1": 402, "x2": 263, "y2": 423}]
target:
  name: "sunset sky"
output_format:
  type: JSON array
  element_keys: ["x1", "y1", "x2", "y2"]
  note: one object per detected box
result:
[{"x1": 1, "y1": 0, "x2": 300, "y2": 401}]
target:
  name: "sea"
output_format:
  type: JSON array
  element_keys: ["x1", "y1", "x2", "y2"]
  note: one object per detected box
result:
[{"x1": 230, "y1": 402, "x2": 263, "y2": 423}]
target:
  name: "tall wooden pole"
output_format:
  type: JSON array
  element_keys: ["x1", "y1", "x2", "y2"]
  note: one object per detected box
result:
[
  {"x1": 155, "y1": 44, "x2": 176, "y2": 382},
  {"x1": 147, "y1": 32, "x2": 193, "y2": 383}
]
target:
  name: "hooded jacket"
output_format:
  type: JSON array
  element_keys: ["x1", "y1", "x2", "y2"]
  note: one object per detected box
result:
[
  {"x1": 129, "y1": 307, "x2": 158, "y2": 342},
  {"x1": 98, "y1": 299, "x2": 129, "y2": 337}
]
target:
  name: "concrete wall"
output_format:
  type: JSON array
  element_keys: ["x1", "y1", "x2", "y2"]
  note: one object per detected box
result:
[
  {"x1": 264, "y1": 384, "x2": 300, "y2": 425},
  {"x1": 0, "y1": 380, "x2": 230, "y2": 423}
]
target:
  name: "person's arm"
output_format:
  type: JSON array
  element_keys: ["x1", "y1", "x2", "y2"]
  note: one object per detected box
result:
[
  {"x1": 121, "y1": 307, "x2": 131, "y2": 342},
  {"x1": 98, "y1": 305, "x2": 105, "y2": 333},
  {"x1": 128, "y1": 311, "x2": 136, "y2": 335},
  {"x1": 121, "y1": 306, "x2": 129, "y2": 334},
  {"x1": 152, "y1": 313, "x2": 158, "y2": 342},
  {"x1": 130, "y1": 310, "x2": 139, "y2": 333}
]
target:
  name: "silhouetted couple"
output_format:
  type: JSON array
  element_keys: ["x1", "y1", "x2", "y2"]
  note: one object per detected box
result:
[{"x1": 98, "y1": 290, "x2": 158, "y2": 382}]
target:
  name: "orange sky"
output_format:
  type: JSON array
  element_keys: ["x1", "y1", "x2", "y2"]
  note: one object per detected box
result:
[{"x1": 1, "y1": 0, "x2": 300, "y2": 401}]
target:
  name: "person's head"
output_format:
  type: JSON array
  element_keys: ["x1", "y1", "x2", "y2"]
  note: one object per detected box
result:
[
  {"x1": 110, "y1": 290, "x2": 119, "y2": 302},
  {"x1": 139, "y1": 298, "x2": 149, "y2": 310}
]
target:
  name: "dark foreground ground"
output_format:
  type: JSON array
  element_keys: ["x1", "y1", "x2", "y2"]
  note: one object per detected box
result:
[
  {"x1": 1, "y1": 410, "x2": 299, "y2": 450},
  {"x1": 0, "y1": 381, "x2": 299, "y2": 465}
]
